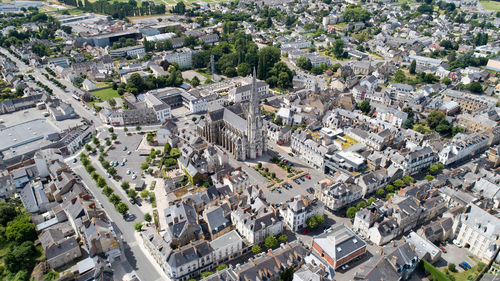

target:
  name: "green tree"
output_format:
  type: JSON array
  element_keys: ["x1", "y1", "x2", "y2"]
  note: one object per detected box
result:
[
  {"x1": 0, "y1": 202, "x2": 17, "y2": 226},
  {"x1": 140, "y1": 189, "x2": 150, "y2": 198},
  {"x1": 108, "y1": 127, "x2": 114, "y2": 133},
  {"x1": 394, "y1": 70, "x2": 406, "y2": 83},
  {"x1": 237, "y1": 62, "x2": 251, "y2": 76},
  {"x1": 346, "y1": 206, "x2": 358, "y2": 219},
  {"x1": 278, "y1": 234, "x2": 288, "y2": 242},
  {"x1": 393, "y1": 179, "x2": 404, "y2": 188},
  {"x1": 134, "y1": 222, "x2": 143, "y2": 232},
  {"x1": 141, "y1": 162, "x2": 149, "y2": 170},
  {"x1": 191, "y1": 76, "x2": 200, "y2": 87},
  {"x1": 429, "y1": 164, "x2": 439, "y2": 174},
  {"x1": 409, "y1": 60, "x2": 416, "y2": 75},
  {"x1": 116, "y1": 202, "x2": 129, "y2": 215},
  {"x1": 425, "y1": 174, "x2": 435, "y2": 182},
  {"x1": 468, "y1": 81, "x2": 483, "y2": 93},
  {"x1": 217, "y1": 264, "x2": 228, "y2": 271},
  {"x1": 403, "y1": 175, "x2": 414, "y2": 185},
  {"x1": 264, "y1": 235, "x2": 278, "y2": 249},
  {"x1": 136, "y1": 125, "x2": 142, "y2": 131},
  {"x1": 128, "y1": 189, "x2": 137, "y2": 199},
  {"x1": 144, "y1": 213, "x2": 152, "y2": 222},
  {"x1": 297, "y1": 56, "x2": 312, "y2": 71},
  {"x1": 97, "y1": 177, "x2": 106, "y2": 188},
  {"x1": 4, "y1": 241, "x2": 37, "y2": 273},
  {"x1": 358, "y1": 100, "x2": 371, "y2": 114},
  {"x1": 109, "y1": 194, "x2": 121, "y2": 205},
  {"x1": 377, "y1": 188, "x2": 385, "y2": 196},
  {"x1": 5, "y1": 216, "x2": 37, "y2": 243},
  {"x1": 427, "y1": 111, "x2": 446, "y2": 129},
  {"x1": 332, "y1": 39, "x2": 345, "y2": 58},
  {"x1": 357, "y1": 201, "x2": 367, "y2": 209},
  {"x1": 386, "y1": 193, "x2": 395, "y2": 200},
  {"x1": 252, "y1": 245, "x2": 261, "y2": 254},
  {"x1": 103, "y1": 186, "x2": 113, "y2": 197},
  {"x1": 448, "y1": 263, "x2": 457, "y2": 272},
  {"x1": 437, "y1": 163, "x2": 444, "y2": 170},
  {"x1": 121, "y1": 181, "x2": 130, "y2": 190},
  {"x1": 385, "y1": 185, "x2": 394, "y2": 192},
  {"x1": 367, "y1": 197, "x2": 376, "y2": 205}
]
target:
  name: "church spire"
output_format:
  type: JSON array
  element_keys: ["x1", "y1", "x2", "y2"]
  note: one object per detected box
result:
[{"x1": 250, "y1": 67, "x2": 259, "y2": 116}]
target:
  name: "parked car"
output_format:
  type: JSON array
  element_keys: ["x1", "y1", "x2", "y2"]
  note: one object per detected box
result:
[
  {"x1": 301, "y1": 229, "x2": 309, "y2": 234},
  {"x1": 127, "y1": 151, "x2": 131, "y2": 155},
  {"x1": 300, "y1": 176, "x2": 305, "y2": 181},
  {"x1": 305, "y1": 174, "x2": 311, "y2": 180},
  {"x1": 459, "y1": 262, "x2": 471, "y2": 270},
  {"x1": 127, "y1": 170, "x2": 131, "y2": 175},
  {"x1": 129, "y1": 198, "x2": 135, "y2": 204},
  {"x1": 307, "y1": 187, "x2": 315, "y2": 194},
  {"x1": 453, "y1": 239, "x2": 463, "y2": 247},
  {"x1": 124, "y1": 213, "x2": 136, "y2": 222},
  {"x1": 73, "y1": 158, "x2": 77, "y2": 163},
  {"x1": 438, "y1": 246, "x2": 447, "y2": 253},
  {"x1": 288, "y1": 153, "x2": 294, "y2": 156},
  {"x1": 123, "y1": 146, "x2": 127, "y2": 151}
]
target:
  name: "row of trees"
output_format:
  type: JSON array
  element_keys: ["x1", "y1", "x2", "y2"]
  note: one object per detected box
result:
[
  {"x1": 80, "y1": 0, "x2": 166, "y2": 19},
  {"x1": 347, "y1": 175, "x2": 415, "y2": 219},
  {"x1": 80, "y1": 153, "x2": 129, "y2": 216}
]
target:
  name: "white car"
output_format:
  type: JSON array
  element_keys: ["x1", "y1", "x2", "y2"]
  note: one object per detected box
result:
[
  {"x1": 123, "y1": 158, "x2": 127, "y2": 163},
  {"x1": 126, "y1": 170, "x2": 131, "y2": 175},
  {"x1": 453, "y1": 239, "x2": 462, "y2": 247},
  {"x1": 127, "y1": 151, "x2": 131, "y2": 155},
  {"x1": 132, "y1": 175, "x2": 137, "y2": 180}
]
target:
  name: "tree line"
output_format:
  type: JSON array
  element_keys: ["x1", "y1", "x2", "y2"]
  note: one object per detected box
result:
[{"x1": 80, "y1": 0, "x2": 166, "y2": 19}]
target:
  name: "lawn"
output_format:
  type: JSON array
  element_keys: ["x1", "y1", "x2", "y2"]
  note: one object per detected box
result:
[
  {"x1": 91, "y1": 88, "x2": 120, "y2": 102},
  {"x1": 480, "y1": 0, "x2": 500, "y2": 11}
]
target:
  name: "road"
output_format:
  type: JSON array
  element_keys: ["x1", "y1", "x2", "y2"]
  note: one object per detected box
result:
[
  {"x1": 69, "y1": 158, "x2": 166, "y2": 281},
  {"x1": 0, "y1": 47, "x2": 167, "y2": 281},
  {"x1": 0, "y1": 47, "x2": 104, "y2": 127}
]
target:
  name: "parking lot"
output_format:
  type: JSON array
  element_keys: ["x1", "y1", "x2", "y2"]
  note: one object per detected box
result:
[
  {"x1": 101, "y1": 130, "x2": 145, "y2": 186},
  {"x1": 435, "y1": 241, "x2": 477, "y2": 271}
]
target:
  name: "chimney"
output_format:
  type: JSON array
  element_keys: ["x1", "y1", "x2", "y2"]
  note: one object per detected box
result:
[{"x1": 391, "y1": 255, "x2": 398, "y2": 265}]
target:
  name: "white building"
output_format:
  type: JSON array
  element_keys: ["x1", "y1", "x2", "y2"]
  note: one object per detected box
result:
[
  {"x1": 439, "y1": 133, "x2": 489, "y2": 165},
  {"x1": 164, "y1": 49, "x2": 198, "y2": 68},
  {"x1": 375, "y1": 106, "x2": 408, "y2": 127},
  {"x1": 231, "y1": 207, "x2": 283, "y2": 244},
  {"x1": 453, "y1": 204, "x2": 500, "y2": 262},
  {"x1": 144, "y1": 92, "x2": 172, "y2": 123},
  {"x1": 316, "y1": 180, "x2": 363, "y2": 212},
  {"x1": 209, "y1": 230, "x2": 243, "y2": 264},
  {"x1": 109, "y1": 45, "x2": 145, "y2": 58},
  {"x1": 228, "y1": 80, "x2": 269, "y2": 103},
  {"x1": 281, "y1": 195, "x2": 324, "y2": 232}
]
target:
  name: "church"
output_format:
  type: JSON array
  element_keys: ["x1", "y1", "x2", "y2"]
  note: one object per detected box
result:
[{"x1": 197, "y1": 70, "x2": 266, "y2": 161}]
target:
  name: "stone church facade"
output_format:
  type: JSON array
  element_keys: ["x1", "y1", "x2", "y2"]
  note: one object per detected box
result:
[{"x1": 197, "y1": 71, "x2": 266, "y2": 161}]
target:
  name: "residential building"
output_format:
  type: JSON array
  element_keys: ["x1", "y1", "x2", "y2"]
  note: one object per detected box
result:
[
  {"x1": 40, "y1": 228, "x2": 82, "y2": 269},
  {"x1": 374, "y1": 106, "x2": 408, "y2": 127},
  {"x1": 392, "y1": 146, "x2": 435, "y2": 175},
  {"x1": 354, "y1": 242, "x2": 419, "y2": 280},
  {"x1": 281, "y1": 195, "x2": 324, "y2": 232},
  {"x1": 209, "y1": 230, "x2": 243, "y2": 264},
  {"x1": 231, "y1": 206, "x2": 283, "y2": 244},
  {"x1": 164, "y1": 48, "x2": 198, "y2": 68},
  {"x1": 406, "y1": 231, "x2": 441, "y2": 264},
  {"x1": 439, "y1": 133, "x2": 489, "y2": 165},
  {"x1": 108, "y1": 45, "x2": 145, "y2": 57},
  {"x1": 316, "y1": 180, "x2": 363, "y2": 212},
  {"x1": 453, "y1": 204, "x2": 500, "y2": 262}
]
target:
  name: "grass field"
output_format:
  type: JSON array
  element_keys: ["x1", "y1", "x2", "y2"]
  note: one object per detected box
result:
[
  {"x1": 480, "y1": 0, "x2": 500, "y2": 11},
  {"x1": 91, "y1": 88, "x2": 120, "y2": 102}
]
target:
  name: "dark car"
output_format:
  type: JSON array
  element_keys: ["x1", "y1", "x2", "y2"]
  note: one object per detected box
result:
[
  {"x1": 124, "y1": 213, "x2": 136, "y2": 222},
  {"x1": 307, "y1": 187, "x2": 315, "y2": 194},
  {"x1": 73, "y1": 158, "x2": 78, "y2": 163}
]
